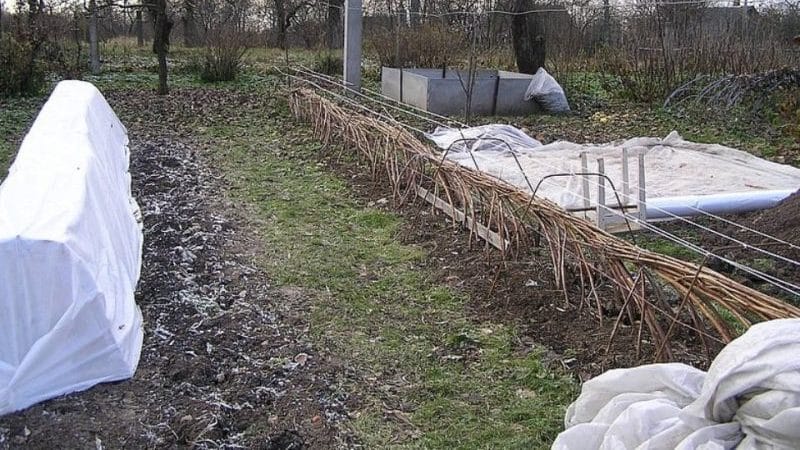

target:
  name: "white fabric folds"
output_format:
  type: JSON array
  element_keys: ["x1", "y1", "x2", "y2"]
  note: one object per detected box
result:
[
  {"x1": 553, "y1": 319, "x2": 800, "y2": 449},
  {"x1": 0, "y1": 80, "x2": 144, "y2": 415},
  {"x1": 425, "y1": 125, "x2": 800, "y2": 218}
]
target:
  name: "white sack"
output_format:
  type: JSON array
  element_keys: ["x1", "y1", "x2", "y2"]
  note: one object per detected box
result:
[
  {"x1": 0, "y1": 80, "x2": 143, "y2": 415},
  {"x1": 524, "y1": 68, "x2": 571, "y2": 114},
  {"x1": 553, "y1": 319, "x2": 800, "y2": 450}
]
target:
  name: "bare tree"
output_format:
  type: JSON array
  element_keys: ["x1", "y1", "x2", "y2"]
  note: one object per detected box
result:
[
  {"x1": 147, "y1": 0, "x2": 172, "y2": 94},
  {"x1": 511, "y1": 0, "x2": 545, "y2": 74},
  {"x1": 135, "y1": 8, "x2": 144, "y2": 46},
  {"x1": 325, "y1": 0, "x2": 342, "y2": 49},
  {"x1": 89, "y1": 0, "x2": 100, "y2": 74},
  {"x1": 182, "y1": 0, "x2": 197, "y2": 46},
  {"x1": 272, "y1": 0, "x2": 310, "y2": 49}
]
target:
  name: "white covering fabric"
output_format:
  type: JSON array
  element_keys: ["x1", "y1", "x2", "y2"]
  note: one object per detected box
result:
[
  {"x1": 553, "y1": 319, "x2": 800, "y2": 450},
  {"x1": 425, "y1": 124, "x2": 542, "y2": 154},
  {"x1": 0, "y1": 80, "x2": 144, "y2": 415},
  {"x1": 426, "y1": 126, "x2": 800, "y2": 218}
]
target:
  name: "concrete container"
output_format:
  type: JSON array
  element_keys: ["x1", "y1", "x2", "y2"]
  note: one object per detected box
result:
[{"x1": 381, "y1": 67, "x2": 540, "y2": 116}]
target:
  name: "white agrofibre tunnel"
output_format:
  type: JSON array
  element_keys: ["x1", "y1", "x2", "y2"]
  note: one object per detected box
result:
[
  {"x1": 0, "y1": 81, "x2": 144, "y2": 415},
  {"x1": 427, "y1": 125, "x2": 800, "y2": 228}
]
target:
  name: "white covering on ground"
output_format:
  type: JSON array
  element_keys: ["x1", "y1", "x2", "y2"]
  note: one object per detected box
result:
[
  {"x1": 426, "y1": 126, "x2": 800, "y2": 217},
  {"x1": 426, "y1": 124, "x2": 542, "y2": 153},
  {"x1": 0, "y1": 81, "x2": 144, "y2": 415},
  {"x1": 553, "y1": 319, "x2": 800, "y2": 449}
]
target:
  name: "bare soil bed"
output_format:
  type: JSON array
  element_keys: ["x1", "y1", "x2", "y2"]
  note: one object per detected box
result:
[
  {"x1": 656, "y1": 190, "x2": 800, "y2": 302},
  {"x1": 0, "y1": 122, "x2": 356, "y2": 449},
  {"x1": 326, "y1": 157, "x2": 719, "y2": 381}
]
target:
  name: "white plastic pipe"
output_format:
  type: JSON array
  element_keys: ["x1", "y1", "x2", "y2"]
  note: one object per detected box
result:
[{"x1": 646, "y1": 189, "x2": 797, "y2": 220}]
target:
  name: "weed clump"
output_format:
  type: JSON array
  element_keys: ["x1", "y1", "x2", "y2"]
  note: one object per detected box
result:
[
  {"x1": 0, "y1": 35, "x2": 45, "y2": 96},
  {"x1": 199, "y1": 28, "x2": 248, "y2": 82},
  {"x1": 312, "y1": 53, "x2": 342, "y2": 76}
]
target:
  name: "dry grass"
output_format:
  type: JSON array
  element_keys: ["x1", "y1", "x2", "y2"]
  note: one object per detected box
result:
[{"x1": 288, "y1": 85, "x2": 800, "y2": 360}]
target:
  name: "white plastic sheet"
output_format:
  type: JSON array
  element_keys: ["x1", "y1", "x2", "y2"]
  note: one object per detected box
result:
[
  {"x1": 553, "y1": 319, "x2": 800, "y2": 449},
  {"x1": 425, "y1": 126, "x2": 800, "y2": 219},
  {"x1": 425, "y1": 124, "x2": 542, "y2": 154},
  {"x1": 0, "y1": 80, "x2": 143, "y2": 415}
]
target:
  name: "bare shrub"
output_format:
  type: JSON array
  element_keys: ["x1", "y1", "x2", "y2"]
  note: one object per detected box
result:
[
  {"x1": 591, "y1": 4, "x2": 800, "y2": 102},
  {"x1": 200, "y1": 27, "x2": 248, "y2": 82},
  {"x1": 312, "y1": 53, "x2": 342, "y2": 76},
  {"x1": 0, "y1": 34, "x2": 45, "y2": 96},
  {"x1": 366, "y1": 21, "x2": 466, "y2": 68}
]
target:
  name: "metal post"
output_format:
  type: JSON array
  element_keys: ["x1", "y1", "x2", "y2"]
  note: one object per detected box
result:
[
  {"x1": 399, "y1": 68, "x2": 404, "y2": 102},
  {"x1": 343, "y1": 0, "x2": 363, "y2": 92},
  {"x1": 622, "y1": 147, "x2": 630, "y2": 206},
  {"x1": 637, "y1": 151, "x2": 647, "y2": 222},
  {"x1": 580, "y1": 152, "x2": 590, "y2": 210},
  {"x1": 597, "y1": 158, "x2": 606, "y2": 230}
]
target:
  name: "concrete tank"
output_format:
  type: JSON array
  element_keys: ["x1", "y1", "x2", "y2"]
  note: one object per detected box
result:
[{"x1": 381, "y1": 67, "x2": 540, "y2": 116}]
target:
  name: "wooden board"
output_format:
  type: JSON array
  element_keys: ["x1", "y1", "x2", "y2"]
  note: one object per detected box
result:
[{"x1": 416, "y1": 186, "x2": 508, "y2": 251}]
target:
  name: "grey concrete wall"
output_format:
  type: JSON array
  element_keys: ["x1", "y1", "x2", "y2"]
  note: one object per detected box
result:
[
  {"x1": 497, "y1": 70, "x2": 533, "y2": 79},
  {"x1": 381, "y1": 68, "x2": 429, "y2": 111},
  {"x1": 401, "y1": 72, "x2": 429, "y2": 111},
  {"x1": 381, "y1": 67, "x2": 401, "y2": 99},
  {"x1": 427, "y1": 76, "x2": 498, "y2": 116},
  {"x1": 381, "y1": 67, "x2": 541, "y2": 117},
  {"x1": 497, "y1": 74, "x2": 539, "y2": 116}
]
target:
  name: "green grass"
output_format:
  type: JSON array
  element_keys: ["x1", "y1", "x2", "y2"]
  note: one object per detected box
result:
[
  {"x1": 634, "y1": 233, "x2": 701, "y2": 262},
  {"x1": 200, "y1": 84, "x2": 577, "y2": 448},
  {"x1": 0, "y1": 96, "x2": 42, "y2": 182}
]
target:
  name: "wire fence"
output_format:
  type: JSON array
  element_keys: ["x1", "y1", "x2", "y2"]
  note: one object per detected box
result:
[
  {"x1": 286, "y1": 65, "x2": 800, "y2": 302},
  {"x1": 284, "y1": 72, "x2": 800, "y2": 360}
]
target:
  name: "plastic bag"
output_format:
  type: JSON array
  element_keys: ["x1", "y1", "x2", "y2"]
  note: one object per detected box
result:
[
  {"x1": 524, "y1": 68, "x2": 571, "y2": 114},
  {"x1": 425, "y1": 124, "x2": 542, "y2": 154}
]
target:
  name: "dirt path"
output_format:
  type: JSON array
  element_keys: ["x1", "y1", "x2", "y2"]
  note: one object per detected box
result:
[{"x1": 1, "y1": 120, "x2": 353, "y2": 448}]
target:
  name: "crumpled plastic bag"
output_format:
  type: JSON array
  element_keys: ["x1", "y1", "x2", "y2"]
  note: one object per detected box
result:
[
  {"x1": 553, "y1": 319, "x2": 800, "y2": 449},
  {"x1": 524, "y1": 68, "x2": 571, "y2": 114}
]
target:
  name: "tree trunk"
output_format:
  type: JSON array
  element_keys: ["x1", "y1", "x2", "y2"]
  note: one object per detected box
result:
[
  {"x1": 511, "y1": 0, "x2": 545, "y2": 75},
  {"x1": 182, "y1": 0, "x2": 197, "y2": 47},
  {"x1": 150, "y1": 0, "x2": 172, "y2": 95},
  {"x1": 88, "y1": 0, "x2": 100, "y2": 75},
  {"x1": 135, "y1": 10, "x2": 144, "y2": 46},
  {"x1": 326, "y1": 0, "x2": 342, "y2": 49},
  {"x1": 409, "y1": 0, "x2": 419, "y2": 27},
  {"x1": 274, "y1": 0, "x2": 287, "y2": 49}
]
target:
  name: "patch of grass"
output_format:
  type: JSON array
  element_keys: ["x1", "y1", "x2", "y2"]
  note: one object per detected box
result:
[
  {"x1": 200, "y1": 83, "x2": 577, "y2": 448},
  {"x1": 0, "y1": 96, "x2": 43, "y2": 182},
  {"x1": 635, "y1": 233, "x2": 701, "y2": 263}
]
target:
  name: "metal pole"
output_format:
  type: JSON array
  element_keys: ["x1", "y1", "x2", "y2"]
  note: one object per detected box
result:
[{"x1": 343, "y1": 0, "x2": 363, "y2": 92}]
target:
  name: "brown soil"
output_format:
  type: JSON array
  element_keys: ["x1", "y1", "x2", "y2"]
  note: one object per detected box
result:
[
  {"x1": 0, "y1": 125, "x2": 356, "y2": 449},
  {"x1": 330, "y1": 157, "x2": 718, "y2": 382},
  {"x1": 745, "y1": 190, "x2": 800, "y2": 245},
  {"x1": 659, "y1": 190, "x2": 800, "y2": 301}
]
